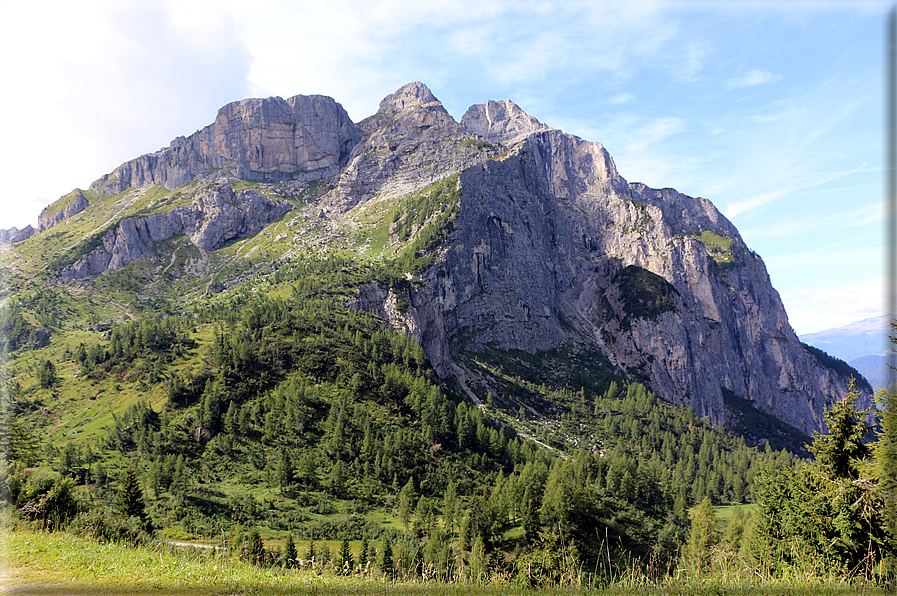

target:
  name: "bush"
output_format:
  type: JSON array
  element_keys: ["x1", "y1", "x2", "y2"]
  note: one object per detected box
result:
[{"x1": 69, "y1": 505, "x2": 154, "y2": 546}]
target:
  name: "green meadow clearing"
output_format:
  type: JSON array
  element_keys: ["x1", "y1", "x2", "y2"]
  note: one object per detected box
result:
[{"x1": 1, "y1": 529, "x2": 886, "y2": 596}]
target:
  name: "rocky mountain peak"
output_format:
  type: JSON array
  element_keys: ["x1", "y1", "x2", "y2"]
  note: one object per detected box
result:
[
  {"x1": 377, "y1": 81, "x2": 440, "y2": 115},
  {"x1": 89, "y1": 94, "x2": 361, "y2": 195},
  {"x1": 24, "y1": 81, "x2": 866, "y2": 438},
  {"x1": 461, "y1": 99, "x2": 551, "y2": 143}
]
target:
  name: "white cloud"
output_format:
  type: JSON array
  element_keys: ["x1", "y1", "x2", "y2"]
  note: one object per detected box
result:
[
  {"x1": 625, "y1": 117, "x2": 687, "y2": 151},
  {"x1": 609, "y1": 93, "x2": 635, "y2": 104},
  {"x1": 783, "y1": 276, "x2": 886, "y2": 335},
  {"x1": 0, "y1": 0, "x2": 251, "y2": 230},
  {"x1": 725, "y1": 69, "x2": 782, "y2": 89}
]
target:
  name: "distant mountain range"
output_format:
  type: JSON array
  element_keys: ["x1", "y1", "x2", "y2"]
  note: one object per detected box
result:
[{"x1": 800, "y1": 315, "x2": 895, "y2": 392}]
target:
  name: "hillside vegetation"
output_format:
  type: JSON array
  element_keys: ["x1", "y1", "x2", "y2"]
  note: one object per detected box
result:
[{"x1": 0, "y1": 81, "x2": 893, "y2": 591}]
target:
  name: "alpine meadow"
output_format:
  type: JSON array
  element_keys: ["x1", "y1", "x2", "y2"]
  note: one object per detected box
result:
[{"x1": 1, "y1": 82, "x2": 895, "y2": 594}]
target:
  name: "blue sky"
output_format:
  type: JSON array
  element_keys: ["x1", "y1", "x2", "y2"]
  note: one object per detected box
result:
[{"x1": 0, "y1": 0, "x2": 889, "y2": 335}]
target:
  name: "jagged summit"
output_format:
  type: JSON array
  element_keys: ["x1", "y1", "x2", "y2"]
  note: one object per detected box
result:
[
  {"x1": 16, "y1": 81, "x2": 869, "y2": 438},
  {"x1": 461, "y1": 99, "x2": 551, "y2": 143},
  {"x1": 377, "y1": 81, "x2": 440, "y2": 114}
]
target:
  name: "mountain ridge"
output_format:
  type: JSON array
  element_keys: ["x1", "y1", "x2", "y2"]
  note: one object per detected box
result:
[{"x1": 9, "y1": 81, "x2": 868, "y2": 438}]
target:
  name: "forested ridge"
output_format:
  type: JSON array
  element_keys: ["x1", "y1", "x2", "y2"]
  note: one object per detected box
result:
[{"x1": 2, "y1": 250, "x2": 896, "y2": 588}]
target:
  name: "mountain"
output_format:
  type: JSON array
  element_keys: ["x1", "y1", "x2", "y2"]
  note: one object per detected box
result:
[
  {"x1": 800, "y1": 314, "x2": 895, "y2": 392},
  {"x1": 3, "y1": 81, "x2": 867, "y2": 439}
]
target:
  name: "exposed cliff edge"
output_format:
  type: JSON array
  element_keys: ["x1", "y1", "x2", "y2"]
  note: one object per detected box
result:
[
  {"x1": 34, "y1": 81, "x2": 865, "y2": 437},
  {"x1": 0, "y1": 226, "x2": 35, "y2": 243},
  {"x1": 60, "y1": 184, "x2": 291, "y2": 281},
  {"x1": 89, "y1": 95, "x2": 362, "y2": 195},
  {"x1": 38, "y1": 190, "x2": 89, "y2": 232},
  {"x1": 338, "y1": 85, "x2": 864, "y2": 436}
]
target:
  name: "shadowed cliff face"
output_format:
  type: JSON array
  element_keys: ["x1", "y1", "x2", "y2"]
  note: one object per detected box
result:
[
  {"x1": 383, "y1": 132, "x2": 845, "y2": 435},
  {"x1": 345, "y1": 85, "x2": 857, "y2": 435},
  {"x1": 37, "y1": 81, "x2": 862, "y2": 436}
]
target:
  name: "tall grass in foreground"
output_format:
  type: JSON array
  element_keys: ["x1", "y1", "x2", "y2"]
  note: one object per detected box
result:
[{"x1": 2, "y1": 529, "x2": 888, "y2": 595}]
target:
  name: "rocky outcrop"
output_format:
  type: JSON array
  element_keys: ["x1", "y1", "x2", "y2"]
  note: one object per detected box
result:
[
  {"x1": 461, "y1": 99, "x2": 551, "y2": 143},
  {"x1": 0, "y1": 226, "x2": 35, "y2": 243},
  {"x1": 89, "y1": 95, "x2": 362, "y2": 194},
  {"x1": 46, "y1": 81, "x2": 861, "y2": 436},
  {"x1": 321, "y1": 82, "x2": 508, "y2": 213},
  {"x1": 61, "y1": 184, "x2": 290, "y2": 280},
  {"x1": 38, "y1": 190, "x2": 89, "y2": 231}
]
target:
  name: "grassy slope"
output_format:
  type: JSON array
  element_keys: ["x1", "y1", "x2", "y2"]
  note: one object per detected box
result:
[{"x1": 3, "y1": 529, "x2": 882, "y2": 595}]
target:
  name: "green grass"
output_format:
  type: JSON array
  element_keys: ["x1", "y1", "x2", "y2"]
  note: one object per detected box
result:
[
  {"x1": 713, "y1": 503, "x2": 757, "y2": 522},
  {"x1": 697, "y1": 231, "x2": 736, "y2": 267},
  {"x1": 3, "y1": 529, "x2": 886, "y2": 595}
]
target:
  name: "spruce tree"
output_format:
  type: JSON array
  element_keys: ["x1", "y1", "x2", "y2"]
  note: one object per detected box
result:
[
  {"x1": 337, "y1": 536, "x2": 354, "y2": 574},
  {"x1": 442, "y1": 480, "x2": 458, "y2": 534},
  {"x1": 358, "y1": 536, "x2": 369, "y2": 571},
  {"x1": 876, "y1": 327, "x2": 897, "y2": 573},
  {"x1": 284, "y1": 534, "x2": 297, "y2": 568},
  {"x1": 246, "y1": 528, "x2": 266, "y2": 565},
  {"x1": 116, "y1": 466, "x2": 151, "y2": 532},
  {"x1": 380, "y1": 536, "x2": 394, "y2": 578},
  {"x1": 752, "y1": 380, "x2": 888, "y2": 576},
  {"x1": 278, "y1": 449, "x2": 294, "y2": 494},
  {"x1": 398, "y1": 477, "x2": 415, "y2": 531},
  {"x1": 812, "y1": 378, "x2": 870, "y2": 479}
]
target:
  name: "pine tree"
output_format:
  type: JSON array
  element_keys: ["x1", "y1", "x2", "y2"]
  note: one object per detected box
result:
[
  {"x1": 116, "y1": 466, "x2": 151, "y2": 532},
  {"x1": 306, "y1": 540, "x2": 317, "y2": 563},
  {"x1": 337, "y1": 536, "x2": 354, "y2": 574},
  {"x1": 284, "y1": 534, "x2": 297, "y2": 568},
  {"x1": 380, "y1": 536, "x2": 394, "y2": 578}
]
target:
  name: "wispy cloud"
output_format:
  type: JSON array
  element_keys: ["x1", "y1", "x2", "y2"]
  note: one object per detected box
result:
[
  {"x1": 742, "y1": 198, "x2": 882, "y2": 240},
  {"x1": 609, "y1": 93, "x2": 635, "y2": 104},
  {"x1": 625, "y1": 117, "x2": 687, "y2": 152},
  {"x1": 724, "y1": 164, "x2": 873, "y2": 220},
  {"x1": 725, "y1": 69, "x2": 781, "y2": 89},
  {"x1": 782, "y1": 276, "x2": 886, "y2": 335}
]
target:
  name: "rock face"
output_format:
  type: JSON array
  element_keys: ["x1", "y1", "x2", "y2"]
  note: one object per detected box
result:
[
  {"x1": 48, "y1": 81, "x2": 861, "y2": 436},
  {"x1": 322, "y1": 82, "x2": 498, "y2": 213},
  {"x1": 61, "y1": 184, "x2": 291, "y2": 281},
  {"x1": 334, "y1": 86, "x2": 861, "y2": 436},
  {"x1": 38, "y1": 190, "x2": 89, "y2": 231},
  {"x1": 461, "y1": 99, "x2": 551, "y2": 143},
  {"x1": 89, "y1": 95, "x2": 362, "y2": 194},
  {"x1": 0, "y1": 226, "x2": 35, "y2": 243}
]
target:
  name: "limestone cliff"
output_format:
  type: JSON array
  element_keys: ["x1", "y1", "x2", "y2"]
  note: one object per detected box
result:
[
  {"x1": 336, "y1": 86, "x2": 862, "y2": 436},
  {"x1": 89, "y1": 95, "x2": 362, "y2": 194},
  {"x1": 0, "y1": 226, "x2": 35, "y2": 243},
  {"x1": 39, "y1": 81, "x2": 862, "y2": 436},
  {"x1": 60, "y1": 184, "x2": 291, "y2": 281},
  {"x1": 38, "y1": 190, "x2": 89, "y2": 231}
]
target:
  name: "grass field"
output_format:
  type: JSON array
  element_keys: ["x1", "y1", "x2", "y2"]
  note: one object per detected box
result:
[{"x1": 1, "y1": 529, "x2": 887, "y2": 596}]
